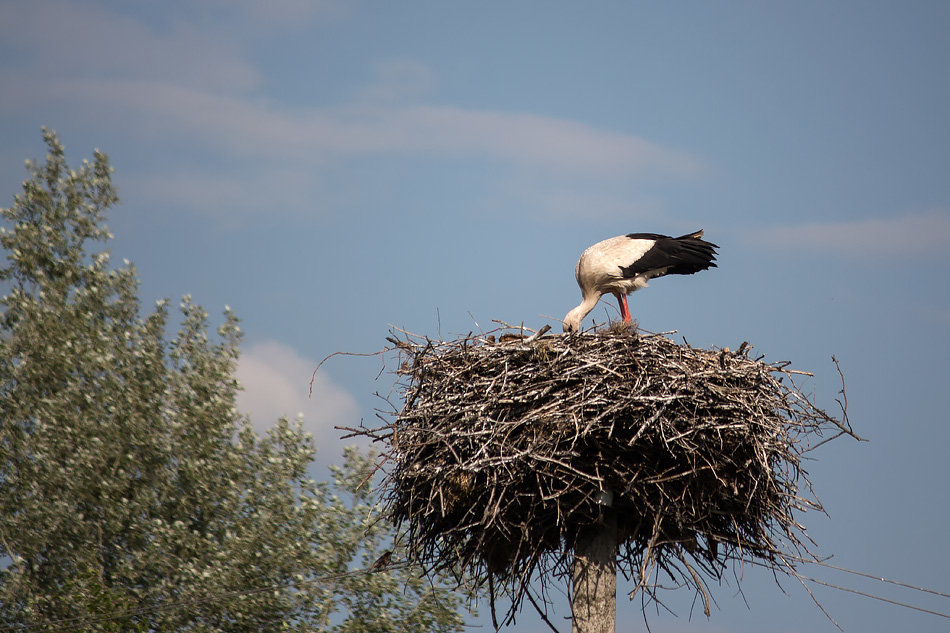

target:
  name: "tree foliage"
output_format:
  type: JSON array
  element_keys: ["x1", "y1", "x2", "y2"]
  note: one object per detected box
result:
[{"x1": 0, "y1": 130, "x2": 467, "y2": 632}]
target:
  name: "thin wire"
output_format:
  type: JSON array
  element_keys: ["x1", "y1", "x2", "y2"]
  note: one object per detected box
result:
[
  {"x1": 768, "y1": 553, "x2": 950, "y2": 600},
  {"x1": 0, "y1": 562, "x2": 410, "y2": 633},
  {"x1": 798, "y1": 574, "x2": 950, "y2": 620},
  {"x1": 742, "y1": 555, "x2": 950, "y2": 625},
  {"x1": 809, "y1": 560, "x2": 950, "y2": 599}
]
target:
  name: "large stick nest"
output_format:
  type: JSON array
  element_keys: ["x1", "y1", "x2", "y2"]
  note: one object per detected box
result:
[{"x1": 350, "y1": 324, "x2": 858, "y2": 622}]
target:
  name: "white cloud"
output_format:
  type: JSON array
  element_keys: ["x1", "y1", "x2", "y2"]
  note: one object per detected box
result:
[
  {"x1": 0, "y1": 1, "x2": 259, "y2": 94},
  {"x1": 27, "y1": 75, "x2": 704, "y2": 178},
  {"x1": 357, "y1": 59, "x2": 435, "y2": 104},
  {"x1": 120, "y1": 168, "x2": 320, "y2": 222},
  {"x1": 0, "y1": 1, "x2": 702, "y2": 172},
  {"x1": 510, "y1": 180, "x2": 664, "y2": 222},
  {"x1": 7, "y1": 72, "x2": 704, "y2": 223},
  {"x1": 0, "y1": 1, "x2": 704, "y2": 220},
  {"x1": 385, "y1": 106, "x2": 705, "y2": 178},
  {"x1": 235, "y1": 340, "x2": 360, "y2": 444},
  {"x1": 207, "y1": 0, "x2": 346, "y2": 28},
  {"x1": 745, "y1": 210, "x2": 950, "y2": 260}
]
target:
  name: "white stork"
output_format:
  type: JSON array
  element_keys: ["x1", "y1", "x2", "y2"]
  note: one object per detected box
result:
[{"x1": 562, "y1": 230, "x2": 718, "y2": 332}]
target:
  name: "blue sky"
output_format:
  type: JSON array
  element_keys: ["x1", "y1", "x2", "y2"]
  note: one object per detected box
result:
[{"x1": 2, "y1": 1, "x2": 949, "y2": 631}]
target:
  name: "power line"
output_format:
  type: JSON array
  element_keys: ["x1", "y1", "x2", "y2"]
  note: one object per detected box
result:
[
  {"x1": 810, "y1": 559, "x2": 950, "y2": 600},
  {"x1": 770, "y1": 556, "x2": 950, "y2": 622},
  {"x1": 798, "y1": 573, "x2": 950, "y2": 621}
]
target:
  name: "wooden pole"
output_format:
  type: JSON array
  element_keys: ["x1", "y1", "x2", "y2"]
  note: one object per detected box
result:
[{"x1": 571, "y1": 510, "x2": 618, "y2": 633}]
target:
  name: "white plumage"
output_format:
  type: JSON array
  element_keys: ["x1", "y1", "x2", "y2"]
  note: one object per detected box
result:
[{"x1": 562, "y1": 230, "x2": 718, "y2": 332}]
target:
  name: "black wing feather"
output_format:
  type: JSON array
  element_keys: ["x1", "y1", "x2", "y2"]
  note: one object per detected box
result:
[{"x1": 620, "y1": 231, "x2": 718, "y2": 278}]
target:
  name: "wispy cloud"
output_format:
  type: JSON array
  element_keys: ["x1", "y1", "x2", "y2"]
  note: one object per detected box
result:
[
  {"x1": 357, "y1": 59, "x2": 435, "y2": 104},
  {"x1": 0, "y1": 1, "x2": 259, "y2": 93},
  {"x1": 390, "y1": 106, "x2": 705, "y2": 178},
  {"x1": 120, "y1": 168, "x2": 321, "y2": 221},
  {"x1": 745, "y1": 210, "x2": 950, "y2": 260},
  {"x1": 212, "y1": 0, "x2": 345, "y2": 27},
  {"x1": 33, "y1": 76, "x2": 703, "y2": 178},
  {"x1": 510, "y1": 180, "x2": 665, "y2": 222},
  {"x1": 235, "y1": 340, "x2": 360, "y2": 446},
  {"x1": 1, "y1": 1, "x2": 704, "y2": 219}
]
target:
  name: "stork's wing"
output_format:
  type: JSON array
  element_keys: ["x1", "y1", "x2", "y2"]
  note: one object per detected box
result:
[{"x1": 620, "y1": 233, "x2": 718, "y2": 278}]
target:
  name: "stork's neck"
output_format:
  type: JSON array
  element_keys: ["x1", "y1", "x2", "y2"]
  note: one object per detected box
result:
[{"x1": 562, "y1": 292, "x2": 602, "y2": 332}]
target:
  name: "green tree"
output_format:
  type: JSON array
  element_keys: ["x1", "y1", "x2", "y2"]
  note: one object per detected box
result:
[{"x1": 0, "y1": 130, "x2": 467, "y2": 632}]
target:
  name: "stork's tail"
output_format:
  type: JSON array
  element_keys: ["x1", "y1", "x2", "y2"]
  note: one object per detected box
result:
[{"x1": 670, "y1": 229, "x2": 718, "y2": 274}]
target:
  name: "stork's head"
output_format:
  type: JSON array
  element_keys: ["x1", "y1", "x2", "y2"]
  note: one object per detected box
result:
[{"x1": 562, "y1": 307, "x2": 584, "y2": 333}]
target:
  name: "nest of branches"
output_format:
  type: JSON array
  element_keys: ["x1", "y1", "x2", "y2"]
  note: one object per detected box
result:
[{"x1": 349, "y1": 323, "x2": 857, "y2": 622}]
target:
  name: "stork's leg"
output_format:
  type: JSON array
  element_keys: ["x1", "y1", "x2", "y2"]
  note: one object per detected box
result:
[{"x1": 617, "y1": 294, "x2": 632, "y2": 323}]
